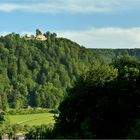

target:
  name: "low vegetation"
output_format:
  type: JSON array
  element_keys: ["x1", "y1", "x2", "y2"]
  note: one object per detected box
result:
[
  {"x1": 3, "y1": 107, "x2": 58, "y2": 115},
  {"x1": 0, "y1": 109, "x2": 56, "y2": 139},
  {"x1": 8, "y1": 112, "x2": 55, "y2": 126}
]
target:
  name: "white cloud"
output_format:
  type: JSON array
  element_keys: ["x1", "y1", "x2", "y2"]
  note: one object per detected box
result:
[
  {"x1": 57, "y1": 28, "x2": 140, "y2": 48},
  {"x1": 1, "y1": 27, "x2": 140, "y2": 48},
  {"x1": 0, "y1": 1, "x2": 109, "y2": 13},
  {"x1": 0, "y1": 0, "x2": 139, "y2": 14}
]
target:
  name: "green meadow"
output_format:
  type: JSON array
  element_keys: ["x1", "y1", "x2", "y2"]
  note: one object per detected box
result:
[{"x1": 7, "y1": 113, "x2": 55, "y2": 126}]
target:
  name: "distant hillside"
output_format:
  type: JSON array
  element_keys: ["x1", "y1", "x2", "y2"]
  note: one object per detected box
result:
[{"x1": 0, "y1": 30, "x2": 139, "y2": 110}]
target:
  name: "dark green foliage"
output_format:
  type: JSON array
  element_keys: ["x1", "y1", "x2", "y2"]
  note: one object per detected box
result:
[
  {"x1": 1, "y1": 31, "x2": 140, "y2": 110},
  {"x1": 4, "y1": 108, "x2": 54, "y2": 115},
  {"x1": 0, "y1": 31, "x2": 98, "y2": 109},
  {"x1": 0, "y1": 112, "x2": 5, "y2": 124},
  {"x1": 54, "y1": 54, "x2": 140, "y2": 139},
  {"x1": 128, "y1": 119, "x2": 140, "y2": 139},
  {"x1": 2, "y1": 31, "x2": 140, "y2": 138},
  {"x1": 36, "y1": 29, "x2": 42, "y2": 36},
  {"x1": 25, "y1": 124, "x2": 54, "y2": 139}
]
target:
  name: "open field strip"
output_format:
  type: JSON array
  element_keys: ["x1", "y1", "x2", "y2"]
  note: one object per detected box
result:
[{"x1": 7, "y1": 113, "x2": 55, "y2": 126}]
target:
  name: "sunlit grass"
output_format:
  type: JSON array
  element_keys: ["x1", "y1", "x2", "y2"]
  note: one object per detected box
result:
[{"x1": 7, "y1": 113, "x2": 55, "y2": 126}]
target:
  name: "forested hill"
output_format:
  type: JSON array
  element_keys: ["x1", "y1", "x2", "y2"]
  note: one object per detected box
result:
[
  {"x1": 0, "y1": 30, "x2": 140, "y2": 110},
  {"x1": 0, "y1": 31, "x2": 96, "y2": 110}
]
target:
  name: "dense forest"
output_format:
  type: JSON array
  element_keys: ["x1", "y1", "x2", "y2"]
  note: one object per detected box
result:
[
  {"x1": 23, "y1": 53, "x2": 140, "y2": 139},
  {"x1": 0, "y1": 30, "x2": 140, "y2": 110},
  {"x1": 1, "y1": 30, "x2": 140, "y2": 138},
  {"x1": 54, "y1": 54, "x2": 140, "y2": 139},
  {"x1": 0, "y1": 30, "x2": 95, "y2": 109}
]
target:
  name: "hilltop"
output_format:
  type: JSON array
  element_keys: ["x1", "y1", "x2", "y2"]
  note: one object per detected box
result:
[
  {"x1": 0, "y1": 30, "x2": 96, "y2": 110},
  {"x1": 0, "y1": 30, "x2": 140, "y2": 110}
]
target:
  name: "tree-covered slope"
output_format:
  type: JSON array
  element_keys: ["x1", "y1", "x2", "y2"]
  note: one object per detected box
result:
[
  {"x1": 0, "y1": 31, "x2": 97, "y2": 109},
  {"x1": 54, "y1": 54, "x2": 140, "y2": 139},
  {"x1": 0, "y1": 30, "x2": 140, "y2": 110}
]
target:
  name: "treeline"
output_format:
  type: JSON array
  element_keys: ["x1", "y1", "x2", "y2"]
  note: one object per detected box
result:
[
  {"x1": 53, "y1": 54, "x2": 140, "y2": 139},
  {"x1": 15, "y1": 53, "x2": 140, "y2": 139},
  {"x1": 1, "y1": 30, "x2": 140, "y2": 138},
  {"x1": 0, "y1": 30, "x2": 140, "y2": 110},
  {"x1": 2, "y1": 54, "x2": 140, "y2": 139},
  {"x1": 0, "y1": 30, "x2": 97, "y2": 110}
]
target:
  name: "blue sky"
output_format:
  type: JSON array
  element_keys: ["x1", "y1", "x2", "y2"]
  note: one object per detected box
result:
[{"x1": 0, "y1": 0, "x2": 140, "y2": 48}]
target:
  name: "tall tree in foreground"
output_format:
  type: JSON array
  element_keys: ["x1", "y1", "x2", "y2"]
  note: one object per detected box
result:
[{"x1": 54, "y1": 55, "x2": 140, "y2": 139}]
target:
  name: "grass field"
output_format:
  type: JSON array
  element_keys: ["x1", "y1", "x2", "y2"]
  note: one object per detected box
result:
[{"x1": 7, "y1": 113, "x2": 55, "y2": 126}]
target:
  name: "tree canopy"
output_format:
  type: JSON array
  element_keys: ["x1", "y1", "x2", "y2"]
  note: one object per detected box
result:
[
  {"x1": 54, "y1": 54, "x2": 140, "y2": 139},
  {"x1": 0, "y1": 31, "x2": 140, "y2": 111},
  {"x1": 1, "y1": 31, "x2": 140, "y2": 138},
  {"x1": 0, "y1": 31, "x2": 97, "y2": 109}
]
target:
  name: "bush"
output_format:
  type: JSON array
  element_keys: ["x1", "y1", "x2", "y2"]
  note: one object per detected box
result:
[{"x1": 5, "y1": 108, "x2": 50, "y2": 115}]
